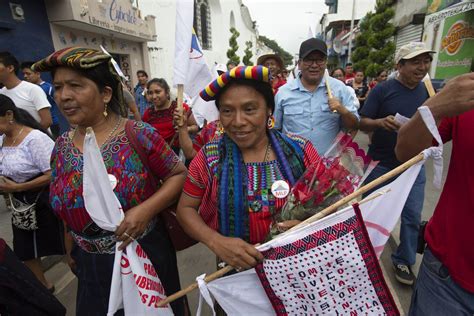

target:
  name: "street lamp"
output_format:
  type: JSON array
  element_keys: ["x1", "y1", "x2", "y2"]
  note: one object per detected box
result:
[{"x1": 348, "y1": 0, "x2": 356, "y2": 62}]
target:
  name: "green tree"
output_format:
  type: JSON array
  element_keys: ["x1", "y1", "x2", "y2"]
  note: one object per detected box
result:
[
  {"x1": 243, "y1": 41, "x2": 254, "y2": 66},
  {"x1": 352, "y1": 12, "x2": 373, "y2": 73},
  {"x1": 258, "y1": 35, "x2": 293, "y2": 67},
  {"x1": 352, "y1": 0, "x2": 395, "y2": 77},
  {"x1": 227, "y1": 27, "x2": 241, "y2": 65}
]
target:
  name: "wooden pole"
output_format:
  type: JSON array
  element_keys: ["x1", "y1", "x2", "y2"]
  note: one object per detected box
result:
[
  {"x1": 177, "y1": 84, "x2": 184, "y2": 110},
  {"x1": 423, "y1": 77, "x2": 436, "y2": 97},
  {"x1": 324, "y1": 69, "x2": 337, "y2": 113},
  {"x1": 157, "y1": 153, "x2": 425, "y2": 307}
]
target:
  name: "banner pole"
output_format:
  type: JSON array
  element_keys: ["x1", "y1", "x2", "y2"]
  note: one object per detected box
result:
[
  {"x1": 177, "y1": 84, "x2": 184, "y2": 110},
  {"x1": 157, "y1": 153, "x2": 425, "y2": 307}
]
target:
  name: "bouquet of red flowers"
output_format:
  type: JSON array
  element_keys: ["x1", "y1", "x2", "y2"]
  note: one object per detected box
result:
[{"x1": 270, "y1": 133, "x2": 377, "y2": 238}]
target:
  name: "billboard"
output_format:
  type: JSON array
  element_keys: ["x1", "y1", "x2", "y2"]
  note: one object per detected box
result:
[
  {"x1": 435, "y1": 10, "x2": 474, "y2": 78},
  {"x1": 423, "y1": 1, "x2": 474, "y2": 79}
]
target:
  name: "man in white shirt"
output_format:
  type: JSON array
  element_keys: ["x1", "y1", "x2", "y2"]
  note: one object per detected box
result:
[{"x1": 0, "y1": 52, "x2": 52, "y2": 129}]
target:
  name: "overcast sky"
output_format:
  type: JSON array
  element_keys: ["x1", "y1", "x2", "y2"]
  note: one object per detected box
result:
[{"x1": 243, "y1": 0, "x2": 327, "y2": 57}]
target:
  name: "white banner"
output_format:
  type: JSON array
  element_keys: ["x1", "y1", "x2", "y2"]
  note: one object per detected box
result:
[{"x1": 82, "y1": 128, "x2": 173, "y2": 315}]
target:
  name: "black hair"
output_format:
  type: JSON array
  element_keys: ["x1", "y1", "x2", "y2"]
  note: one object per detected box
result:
[
  {"x1": 331, "y1": 67, "x2": 345, "y2": 76},
  {"x1": 146, "y1": 78, "x2": 170, "y2": 95},
  {"x1": 214, "y1": 79, "x2": 275, "y2": 113},
  {"x1": 52, "y1": 62, "x2": 123, "y2": 116},
  {"x1": 354, "y1": 69, "x2": 364, "y2": 74},
  {"x1": 136, "y1": 70, "x2": 148, "y2": 77},
  {"x1": 345, "y1": 63, "x2": 353, "y2": 67},
  {"x1": 0, "y1": 52, "x2": 19, "y2": 75},
  {"x1": 20, "y1": 61, "x2": 36, "y2": 71},
  {"x1": 376, "y1": 69, "x2": 387, "y2": 76},
  {"x1": 0, "y1": 94, "x2": 52, "y2": 137}
]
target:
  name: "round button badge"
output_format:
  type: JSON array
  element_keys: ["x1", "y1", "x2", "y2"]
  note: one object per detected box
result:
[
  {"x1": 271, "y1": 180, "x2": 290, "y2": 199},
  {"x1": 108, "y1": 174, "x2": 118, "y2": 190}
]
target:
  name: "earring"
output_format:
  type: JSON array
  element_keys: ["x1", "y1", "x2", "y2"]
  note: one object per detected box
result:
[
  {"x1": 103, "y1": 103, "x2": 108, "y2": 117},
  {"x1": 217, "y1": 121, "x2": 224, "y2": 134},
  {"x1": 267, "y1": 115, "x2": 275, "y2": 129}
]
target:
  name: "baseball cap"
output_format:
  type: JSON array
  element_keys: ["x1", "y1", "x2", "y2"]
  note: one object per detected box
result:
[
  {"x1": 395, "y1": 42, "x2": 436, "y2": 64},
  {"x1": 299, "y1": 38, "x2": 327, "y2": 59}
]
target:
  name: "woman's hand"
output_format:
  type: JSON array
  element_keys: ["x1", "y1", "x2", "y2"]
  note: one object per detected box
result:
[
  {"x1": 0, "y1": 178, "x2": 21, "y2": 193},
  {"x1": 63, "y1": 230, "x2": 77, "y2": 273},
  {"x1": 209, "y1": 235, "x2": 264, "y2": 271},
  {"x1": 115, "y1": 205, "x2": 153, "y2": 250},
  {"x1": 173, "y1": 107, "x2": 187, "y2": 130}
]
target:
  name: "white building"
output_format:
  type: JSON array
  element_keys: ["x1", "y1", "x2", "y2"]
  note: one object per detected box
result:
[
  {"x1": 45, "y1": 0, "x2": 157, "y2": 90},
  {"x1": 139, "y1": 0, "x2": 259, "y2": 83},
  {"x1": 317, "y1": 0, "x2": 376, "y2": 36}
]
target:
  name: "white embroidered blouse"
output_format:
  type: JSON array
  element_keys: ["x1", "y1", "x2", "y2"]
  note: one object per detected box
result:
[{"x1": 0, "y1": 129, "x2": 54, "y2": 183}]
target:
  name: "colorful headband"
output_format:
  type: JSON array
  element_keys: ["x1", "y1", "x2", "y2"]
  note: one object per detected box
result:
[
  {"x1": 200, "y1": 65, "x2": 270, "y2": 101},
  {"x1": 32, "y1": 47, "x2": 128, "y2": 118},
  {"x1": 32, "y1": 47, "x2": 112, "y2": 72}
]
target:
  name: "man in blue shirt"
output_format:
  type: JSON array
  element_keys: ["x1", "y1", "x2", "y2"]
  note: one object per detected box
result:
[
  {"x1": 134, "y1": 70, "x2": 149, "y2": 117},
  {"x1": 21, "y1": 61, "x2": 67, "y2": 137},
  {"x1": 274, "y1": 38, "x2": 359, "y2": 155},
  {"x1": 359, "y1": 42, "x2": 435, "y2": 286}
]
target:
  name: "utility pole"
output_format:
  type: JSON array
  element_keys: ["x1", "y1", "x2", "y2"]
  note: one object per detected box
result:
[{"x1": 347, "y1": 0, "x2": 356, "y2": 62}]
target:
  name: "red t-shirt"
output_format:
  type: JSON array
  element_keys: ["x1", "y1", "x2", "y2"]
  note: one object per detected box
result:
[
  {"x1": 142, "y1": 101, "x2": 191, "y2": 148},
  {"x1": 425, "y1": 110, "x2": 474, "y2": 293},
  {"x1": 344, "y1": 73, "x2": 354, "y2": 83},
  {"x1": 272, "y1": 76, "x2": 287, "y2": 94}
]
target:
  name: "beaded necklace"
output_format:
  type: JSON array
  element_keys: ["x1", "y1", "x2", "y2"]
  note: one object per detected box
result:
[{"x1": 71, "y1": 117, "x2": 123, "y2": 148}]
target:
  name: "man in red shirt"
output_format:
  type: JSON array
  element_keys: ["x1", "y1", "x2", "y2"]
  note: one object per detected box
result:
[
  {"x1": 396, "y1": 72, "x2": 474, "y2": 315},
  {"x1": 344, "y1": 62, "x2": 355, "y2": 83}
]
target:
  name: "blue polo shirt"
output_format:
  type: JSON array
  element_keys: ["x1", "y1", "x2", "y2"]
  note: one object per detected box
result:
[
  {"x1": 39, "y1": 81, "x2": 59, "y2": 125},
  {"x1": 274, "y1": 76, "x2": 359, "y2": 155},
  {"x1": 134, "y1": 84, "x2": 149, "y2": 117},
  {"x1": 361, "y1": 79, "x2": 429, "y2": 168}
]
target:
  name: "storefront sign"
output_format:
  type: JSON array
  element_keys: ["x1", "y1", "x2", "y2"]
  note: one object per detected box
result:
[
  {"x1": 426, "y1": 1, "x2": 474, "y2": 25},
  {"x1": 109, "y1": 0, "x2": 137, "y2": 25},
  {"x1": 427, "y1": 0, "x2": 463, "y2": 14},
  {"x1": 82, "y1": 0, "x2": 154, "y2": 41}
]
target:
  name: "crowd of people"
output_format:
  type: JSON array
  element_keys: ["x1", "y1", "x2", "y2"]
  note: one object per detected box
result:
[{"x1": 0, "y1": 36, "x2": 473, "y2": 316}]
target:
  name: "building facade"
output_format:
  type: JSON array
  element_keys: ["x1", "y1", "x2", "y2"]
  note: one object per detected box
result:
[
  {"x1": 140, "y1": 0, "x2": 258, "y2": 84},
  {"x1": 44, "y1": 0, "x2": 157, "y2": 89},
  {"x1": 318, "y1": 0, "x2": 376, "y2": 67},
  {"x1": 0, "y1": 1, "x2": 55, "y2": 80}
]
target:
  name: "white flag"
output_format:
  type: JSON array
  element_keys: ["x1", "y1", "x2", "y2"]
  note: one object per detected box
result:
[
  {"x1": 173, "y1": 0, "x2": 213, "y2": 98},
  {"x1": 173, "y1": 0, "x2": 194, "y2": 87},
  {"x1": 307, "y1": 26, "x2": 314, "y2": 39},
  {"x1": 191, "y1": 95, "x2": 219, "y2": 128},
  {"x1": 82, "y1": 128, "x2": 173, "y2": 315},
  {"x1": 185, "y1": 29, "x2": 214, "y2": 98}
]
